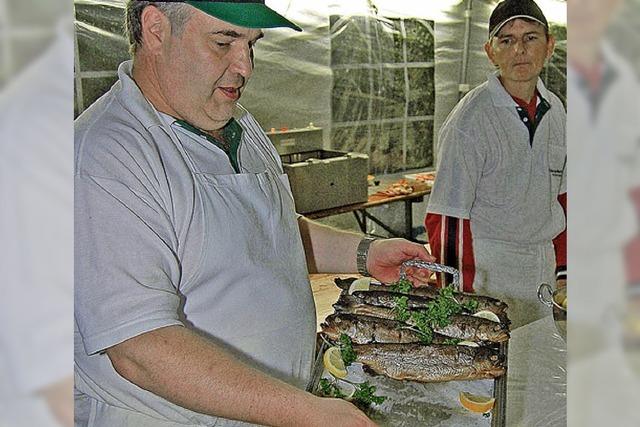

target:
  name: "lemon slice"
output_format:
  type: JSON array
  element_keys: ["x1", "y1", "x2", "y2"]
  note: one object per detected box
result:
[
  {"x1": 473, "y1": 310, "x2": 501, "y2": 323},
  {"x1": 554, "y1": 294, "x2": 567, "y2": 309},
  {"x1": 459, "y1": 391, "x2": 495, "y2": 413},
  {"x1": 337, "y1": 381, "x2": 356, "y2": 400},
  {"x1": 348, "y1": 277, "x2": 372, "y2": 295},
  {"x1": 457, "y1": 340, "x2": 480, "y2": 347},
  {"x1": 323, "y1": 346, "x2": 347, "y2": 379}
]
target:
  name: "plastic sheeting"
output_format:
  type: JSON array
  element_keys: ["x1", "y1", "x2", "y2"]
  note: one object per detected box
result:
[
  {"x1": 74, "y1": 0, "x2": 566, "y2": 174},
  {"x1": 506, "y1": 315, "x2": 566, "y2": 426}
]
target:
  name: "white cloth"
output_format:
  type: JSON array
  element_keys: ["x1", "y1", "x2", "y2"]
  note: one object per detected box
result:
[
  {"x1": 569, "y1": 344, "x2": 640, "y2": 426},
  {"x1": 0, "y1": 22, "x2": 73, "y2": 427},
  {"x1": 74, "y1": 61, "x2": 317, "y2": 426},
  {"x1": 568, "y1": 43, "x2": 640, "y2": 330}
]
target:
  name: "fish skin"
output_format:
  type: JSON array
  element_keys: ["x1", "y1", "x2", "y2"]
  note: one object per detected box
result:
[
  {"x1": 351, "y1": 290, "x2": 433, "y2": 309},
  {"x1": 353, "y1": 343, "x2": 506, "y2": 383},
  {"x1": 335, "y1": 277, "x2": 509, "y2": 320},
  {"x1": 321, "y1": 312, "x2": 450, "y2": 345},
  {"x1": 334, "y1": 295, "x2": 510, "y2": 343}
]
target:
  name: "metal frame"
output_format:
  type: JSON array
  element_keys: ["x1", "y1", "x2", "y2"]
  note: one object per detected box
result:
[{"x1": 352, "y1": 197, "x2": 424, "y2": 243}]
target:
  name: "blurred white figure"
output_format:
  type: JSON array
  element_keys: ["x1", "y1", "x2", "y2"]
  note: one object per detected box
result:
[
  {"x1": 569, "y1": 0, "x2": 640, "y2": 349},
  {"x1": 0, "y1": 19, "x2": 74, "y2": 427},
  {"x1": 568, "y1": 0, "x2": 640, "y2": 425}
]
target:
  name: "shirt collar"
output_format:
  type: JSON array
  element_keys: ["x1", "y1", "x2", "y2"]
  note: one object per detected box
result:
[{"x1": 487, "y1": 70, "x2": 552, "y2": 108}]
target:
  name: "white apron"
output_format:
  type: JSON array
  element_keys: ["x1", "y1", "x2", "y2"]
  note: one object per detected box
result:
[{"x1": 473, "y1": 238, "x2": 556, "y2": 328}]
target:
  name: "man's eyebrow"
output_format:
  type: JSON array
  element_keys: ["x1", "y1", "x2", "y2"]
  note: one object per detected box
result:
[
  {"x1": 497, "y1": 30, "x2": 543, "y2": 39},
  {"x1": 210, "y1": 30, "x2": 265, "y2": 42}
]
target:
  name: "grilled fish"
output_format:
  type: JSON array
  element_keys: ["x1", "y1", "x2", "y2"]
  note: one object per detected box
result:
[
  {"x1": 350, "y1": 289, "x2": 510, "y2": 325},
  {"x1": 352, "y1": 290, "x2": 432, "y2": 309},
  {"x1": 354, "y1": 343, "x2": 506, "y2": 382},
  {"x1": 334, "y1": 295, "x2": 510, "y2": 343},
  {"x1": 335, "y1": 277, "x2": 509, "y2": 318},
  {"x1": 321, "y1": 312, "x2": 451, "y2": 345}
]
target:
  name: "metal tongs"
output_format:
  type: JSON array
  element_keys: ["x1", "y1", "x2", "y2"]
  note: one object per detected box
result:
[{"x1": 398, "y1": 260, "x2": 461, "y2": 292}]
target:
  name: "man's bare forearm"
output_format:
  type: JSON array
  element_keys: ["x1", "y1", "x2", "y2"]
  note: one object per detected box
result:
[
  {"x1": 297, "y1": 216, "x2": 361, "y2": 274},
  {"x1": 106, "y1": 325, "x2": 319, "y2": 426}
]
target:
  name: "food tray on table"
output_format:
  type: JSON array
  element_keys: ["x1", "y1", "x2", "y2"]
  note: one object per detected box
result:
[
  {"x1": 308, "y1": 261, "x2": 508, "y2": 426},
  {"x1": 307, "y1": 339, "x2": 507, "y2": 427}
]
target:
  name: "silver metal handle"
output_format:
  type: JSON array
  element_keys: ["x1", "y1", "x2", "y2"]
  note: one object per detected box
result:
[
  {"x1": 537, "y1": 283, "x2": 554, "y2": 308},
  {"x1": 399, "y1": 260, "x2": 460, "y2": 291}
]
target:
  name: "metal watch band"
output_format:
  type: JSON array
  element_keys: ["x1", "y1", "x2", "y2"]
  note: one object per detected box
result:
[{"x1": 356, "y1": 236, "x2": 378, "y2": 277}]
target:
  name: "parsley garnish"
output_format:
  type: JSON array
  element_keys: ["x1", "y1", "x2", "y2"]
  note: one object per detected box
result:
[
  {"x1": 339, "y1": 334, "x2": 357, "y2": 366},
  {"x1": 318, "y1": 379, "x2": 386, "y2": 410},
  {"x1": 391, "y1": 284, "x2": 477, "y2": 344},
  {"x1": 390, "y1": 278, "x2": 413, "y2": 294},
  {"x1": 462, "y1": 299, "x2": 480, "y2": 312},
  {"x1": 408, "y1": 310, "x2": 434, "y2": 344},
  {"x1": 351, "y1": 381, "x2": 386, "y2": 410},
  {"x1": 318, "y1": 378, "x2": 346, "y2": 399},
  {"x1": 392, "y1": 295, "x2": 411, "y2": 322}
]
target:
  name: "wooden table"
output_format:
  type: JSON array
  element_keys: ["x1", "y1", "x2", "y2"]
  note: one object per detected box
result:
[{"x1": 304, "y1": 187, "x2": 431, "y2": 243}]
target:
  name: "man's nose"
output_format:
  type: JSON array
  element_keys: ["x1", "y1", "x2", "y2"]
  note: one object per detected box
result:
[
  {"x1": 513, "y1": 39, "x2": 526, "y2": 54},
  {"x1": 230, "y1": 45, "x2": 253, "y2": 78}
]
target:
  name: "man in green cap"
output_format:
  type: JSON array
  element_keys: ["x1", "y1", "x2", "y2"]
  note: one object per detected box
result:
[{"x1": 74, "y1": 1, "x2": 433, "y2": 425}]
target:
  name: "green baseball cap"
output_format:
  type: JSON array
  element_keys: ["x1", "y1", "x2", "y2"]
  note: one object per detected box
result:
[{"x1": 184, "y1": 0, "x2": 302, "y2": 31}]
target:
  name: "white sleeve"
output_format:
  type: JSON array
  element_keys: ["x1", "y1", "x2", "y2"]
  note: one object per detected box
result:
[
  {"x1": 427, "y1": 124, "x2": 484, "y2": 219},
  {"x1": 75, "y1": 140, "x2": 184, "y2": 356}
]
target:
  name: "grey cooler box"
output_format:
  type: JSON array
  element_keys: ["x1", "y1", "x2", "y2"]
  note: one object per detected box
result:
[{"x1": 279, "y1": 150, "x2": 369, "y2": 214}]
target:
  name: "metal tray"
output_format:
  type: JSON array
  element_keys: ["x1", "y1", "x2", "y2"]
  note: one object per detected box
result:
[{"x1": 308, "y1": 337, "x2": 508, "y2": 426}]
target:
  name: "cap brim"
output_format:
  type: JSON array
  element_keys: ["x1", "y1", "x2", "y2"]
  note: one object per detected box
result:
[
  {"x1": 185, "y1": 1, "x2": 302, "y2": 32},
  {"x1": 489, "y1": 15, "x2": 546, "y2": 39}
]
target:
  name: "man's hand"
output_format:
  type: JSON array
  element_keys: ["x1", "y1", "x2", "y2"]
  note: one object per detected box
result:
[
  {"x1": 307, "y1": 397, "x2": 378, "y2": 427},
  {"x1": 367, "y1": 238, "x2": 435, "y2": 284}
]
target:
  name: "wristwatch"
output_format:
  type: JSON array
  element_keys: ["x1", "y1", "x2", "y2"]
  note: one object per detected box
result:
[{"x1": 356, "y1": 236, "x2": 378, "y2": 277}]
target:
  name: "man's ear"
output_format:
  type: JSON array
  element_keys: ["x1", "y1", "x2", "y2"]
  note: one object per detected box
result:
[
  {"x1": 484, "y1": 41, "x2": 496, "y2": 66},
  {"x1": 139, "y1": 5, "x2": 170, "y2": 52},
  {"x1": 545, "y1": 34, "x2": 556, "y2": 62}
]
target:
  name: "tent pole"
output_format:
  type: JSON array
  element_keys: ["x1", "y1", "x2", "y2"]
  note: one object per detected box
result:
[{"x1": 458, "y1": 0, "x2": 473, "y2": 101}]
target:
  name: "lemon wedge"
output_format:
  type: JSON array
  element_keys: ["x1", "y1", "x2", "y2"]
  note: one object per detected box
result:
[
  {"x1": 323, "y1": 346, "x2": 348, "y2": 379},
  {"x1": 554, "y1": 294, "x2": 567, "y2": 310},
  {"x1": 457, "y1": 340, "x2": 480, "y2": 347},
  {"x1": 473, "y1": 310, "x2": 501, "y2": 323},
  {"x1": 459, "y1": 391, "x2": 495, "y2": 413},
  {"x1": 348, "y1": 277, "x2": 372, "y2": 295},
  {"x1": 337, "y1": 381, "x2": 356, "y2": 400}
]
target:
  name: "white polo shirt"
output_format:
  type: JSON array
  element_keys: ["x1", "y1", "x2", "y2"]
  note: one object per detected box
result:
[{"x1": 427, "y1": 72, "x2": 566, "y2": 245}]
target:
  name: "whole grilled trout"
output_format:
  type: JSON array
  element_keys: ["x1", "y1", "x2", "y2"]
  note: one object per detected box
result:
[
  {"x1": 334, "y1": 295, "x2": 510, "y2": 343},
  {"x1": 351, "y1": 289, "x2": 510, "y2": 325},
  {"x1": 321, "y1": 313, "x2": 451, "y2": 345},
  {"x1": 353, "y1": 343, "x2": 506, "y2": 382},
  {"x1": 335, "y1": 277, "x2": 508, "y2": 317}
]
